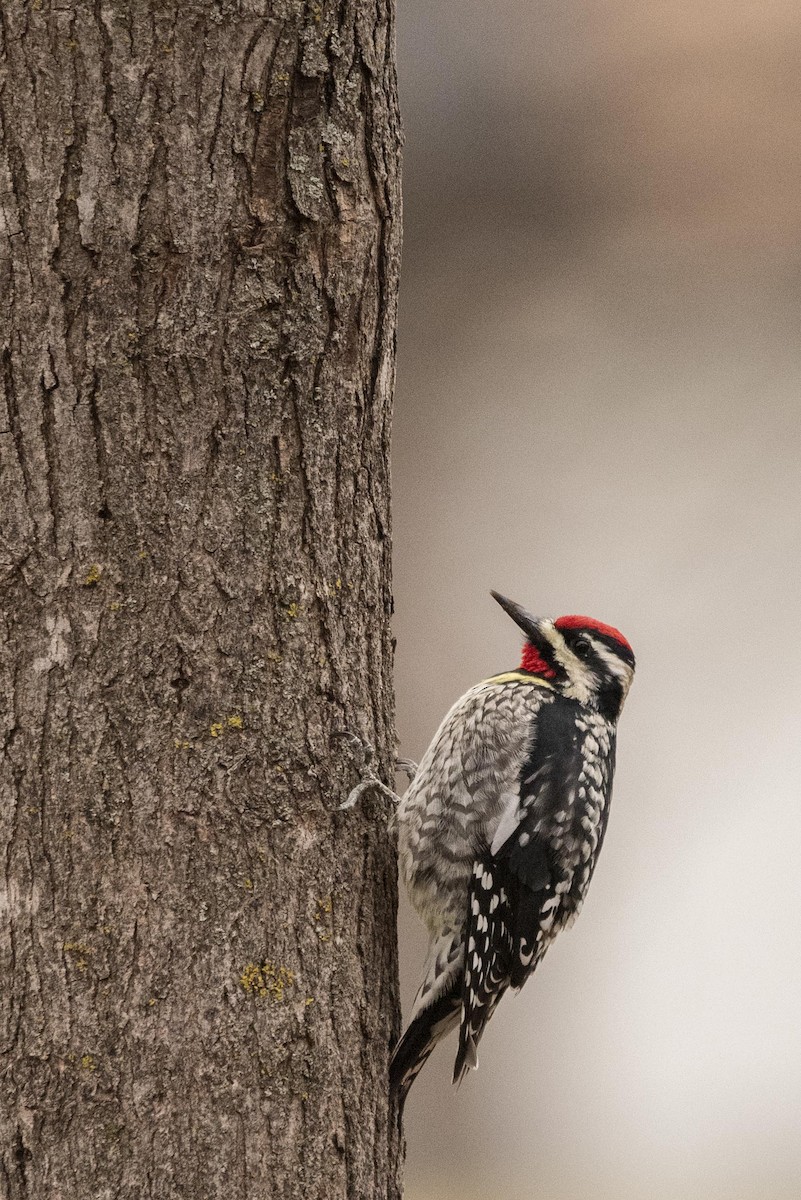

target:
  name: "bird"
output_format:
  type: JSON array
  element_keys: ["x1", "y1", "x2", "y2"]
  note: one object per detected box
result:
[{"x1": 390, "y1": 590, "x2": 635, "y2": 1108}]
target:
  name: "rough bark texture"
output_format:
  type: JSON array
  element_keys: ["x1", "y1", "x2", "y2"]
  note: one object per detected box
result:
[{"x1": 0, "y1": 2, "x2": 401, "y2": 1197}]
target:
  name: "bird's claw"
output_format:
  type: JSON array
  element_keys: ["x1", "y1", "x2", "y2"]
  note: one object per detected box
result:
[
  {"x1": 336, "y1": 730, "x2": 410, "y2": 811},
  {"x1": 396, "y1": 757, "x2": 418, "y2": 782},
  {"x1": 340, "y1": 778, "x2": 399, "y2": 811}
]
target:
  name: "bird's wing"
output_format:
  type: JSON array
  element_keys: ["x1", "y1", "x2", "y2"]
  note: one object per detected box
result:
[{"x1": 454, "y1": 701, "x2": 585, "y2": 1082}]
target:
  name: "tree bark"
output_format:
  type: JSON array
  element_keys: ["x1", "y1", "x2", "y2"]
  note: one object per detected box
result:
[{"x1": 0, "y1": 3, "x2": 401, "y2": 1198}]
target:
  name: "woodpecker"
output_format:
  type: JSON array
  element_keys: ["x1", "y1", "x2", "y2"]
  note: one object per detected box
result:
[{"x1": 391, "y1": 591, "x2": 635, "y2": 1107}]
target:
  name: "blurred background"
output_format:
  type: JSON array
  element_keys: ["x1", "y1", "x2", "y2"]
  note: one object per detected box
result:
[{"x1": 391, "y1": 2, "x2": 801, "y2": 1197}]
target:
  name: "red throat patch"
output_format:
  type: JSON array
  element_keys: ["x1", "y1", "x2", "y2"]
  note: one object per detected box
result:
[
  {"x1": 520, "y1": 642, "x2": 557, "y2": 679},
  {"x1": 554, "y1": 614, "x2": 633, "y2": 657}
]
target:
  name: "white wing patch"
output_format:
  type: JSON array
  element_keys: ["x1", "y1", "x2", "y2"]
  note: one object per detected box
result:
[{"x1": 490, "y1": 791, "x2": 523, "y2": 856}]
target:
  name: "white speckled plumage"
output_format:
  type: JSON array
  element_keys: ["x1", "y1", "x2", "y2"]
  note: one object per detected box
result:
[
  {"x1": 389, "y1": 596, "x2": 635, "y2": 1106},
  {"x1": 398, "y1": 678, "x2": 552, "y2": 937}
]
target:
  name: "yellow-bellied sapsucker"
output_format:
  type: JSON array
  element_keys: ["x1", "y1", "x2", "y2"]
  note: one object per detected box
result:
[{"x1": 391, "y1": 592, "x2": 635, "y2": 1106}]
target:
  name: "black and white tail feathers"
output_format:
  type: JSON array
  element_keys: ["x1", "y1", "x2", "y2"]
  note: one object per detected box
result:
[
  {"x1": 392, "y1": 851, "x2": 553, "y2": 1105},
  {"x1": 389, "y1": 985, "x2": 461, "y2": 1109},
  {"x1": 392, "y1": 821, "x2": 554, "y2": 1105}
]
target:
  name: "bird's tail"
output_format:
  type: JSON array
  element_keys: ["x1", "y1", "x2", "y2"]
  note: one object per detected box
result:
[
  {"x1": 452, "y1": 984, "x2": 508, "y2": 1085},
  {"x1": 389, "y1": 984, "x2": 462, "y2": 1110}
]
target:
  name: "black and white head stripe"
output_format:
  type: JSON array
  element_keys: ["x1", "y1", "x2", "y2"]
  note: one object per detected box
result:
[
  {"x1": 543, "y1": 615, "x2": 636, "y2": 718},
  {"x1": 553, "y1": 614, "x2": 635, "y2": 668},
  {"x1": 491, "y1": 596, "x2": 635, "y2": 704}
]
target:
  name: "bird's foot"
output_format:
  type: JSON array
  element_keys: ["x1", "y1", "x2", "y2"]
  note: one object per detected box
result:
[
  {"x1": 337, "y1": 731, "x2": 408, "y2": 811},
  {"x1": 395, "y1": 757, "x2": 418, "y2": 783}
]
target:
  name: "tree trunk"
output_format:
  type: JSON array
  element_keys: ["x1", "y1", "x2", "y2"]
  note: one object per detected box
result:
[{"x1": 0, "y1": 3, "x2": 401, "y2": 1197}]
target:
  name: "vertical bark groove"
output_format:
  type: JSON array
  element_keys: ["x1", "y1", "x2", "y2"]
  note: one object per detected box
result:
[{"x1": 0, "y1": 1, "x2": 402, "y2": 1197}]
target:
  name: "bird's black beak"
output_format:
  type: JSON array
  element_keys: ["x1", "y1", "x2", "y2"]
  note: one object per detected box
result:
[{"x1": 490, "y1": 591, "x2": 552, "y2": 653}]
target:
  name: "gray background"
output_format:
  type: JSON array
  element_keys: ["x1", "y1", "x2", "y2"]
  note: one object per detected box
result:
[{"x1": 391, "y1": 2, "x2": 801, "y2": 1197}]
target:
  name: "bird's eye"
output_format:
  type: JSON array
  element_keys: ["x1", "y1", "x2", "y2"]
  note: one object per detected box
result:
[{"x1": 573, "y1": 637, "x2": 592, "y2": 660}]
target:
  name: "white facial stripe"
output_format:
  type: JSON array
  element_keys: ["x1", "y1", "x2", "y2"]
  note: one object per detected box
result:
[
  {"x1": 540, "y1": 623, "x2": 635, "y2": 706},
  {"x1": 587, "y1": 638, "x2": 629, "y2": 678},
  {"x1": 540, "y1": 621, "x2": 596, "y2": 703},
  {"x1": 586, "y1": 636, "x2": 635, "y2": 699}
]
